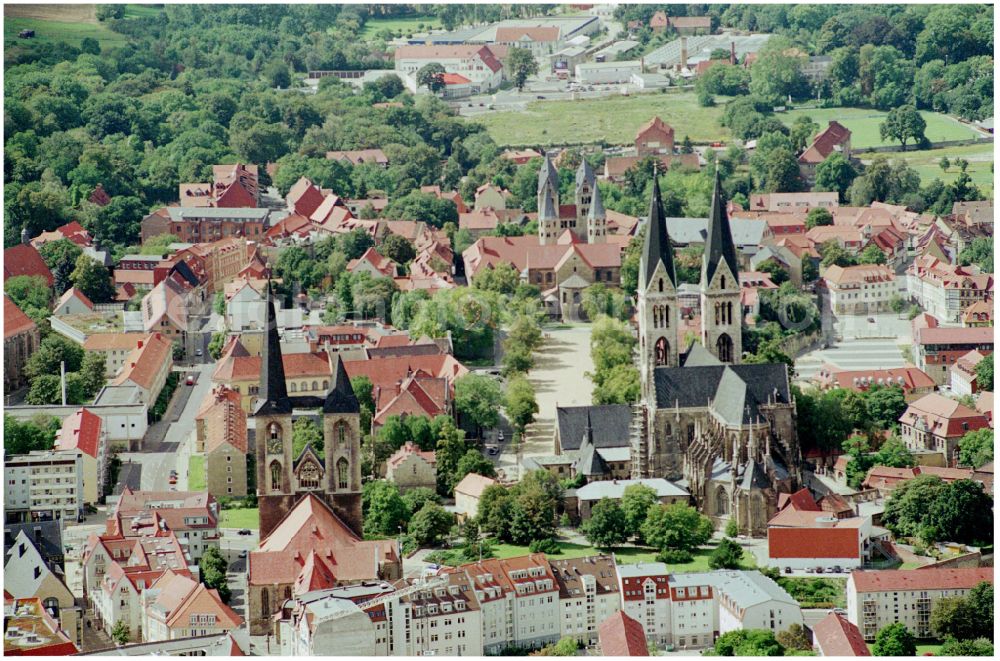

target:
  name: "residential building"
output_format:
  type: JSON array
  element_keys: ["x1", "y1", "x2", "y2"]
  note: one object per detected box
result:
[
  {"x1": 141, "y1": 276, "x2": 192, "y2": 339},
  {"x1": 3, "y1": 597, "x2": 79, "y2": 656},
  {"x1": 813, "y1": 364, "x2": 935, "y2": 400},
  {"x1": 812, "y1": 611, "x2": 870, "y2": 656},
  {"x1": 767, "y1": 496, "x2": 874, "y2": 571},
  {"x1": 822, "y1": 264, "x2": 896, "y2": 316},
  {"x1": 712, "y1": 570, "x2": 803, "y2": 636},
  {"x1": 81, "y1": 527, "x2": 192, "y2": 642},
  {"x1": 399, "y1": 570, "x2": 484, "y2": 656},
  {"x1": 3, "y1": 521, "x2": 64, "y2": 571},
  {"x1": 141, "y1": 569, "x2": 243, "y2": 641},
  {"x1": 82, "y1": 333, "x2": 148, "y2": 377},
  {"x1": 453, "y1": 473, "x2": 498, "y2": 521},
  {"x1": 914, "y1": 325, "x2": 994, "y2": 385},
  {"x1": 798, "y1": 121, "x2": 851, "y2": 185},
  {"x1": 111, "y1": 333, "x2": 174, "y2": 404},
  {"x1": 575, "y1": 479, "x2": 689, "y2": 520},
  {"x1": 617, "y1": 563, "x2": 672, "y2": 645},
  {"x1": 635, "y1": 116, "x2": 675, "y2": 156},
  {"x1": 326, "y1": 148, "x2": 389, "y2": 168},
  {"x1": 109, "y1": 488, "x2": 220, "y2": 562},
  {"x1": 846, "y1": 568, "x2": 993, "y2": 640},
  {"x1": 140, "y1": 206, "x2": 271, "y2": 243},
  {"x1": 899, "y1": 393, "x2": 991, "y2": 465},
  {"x1": 862, "y1": 465, "x2": 981, "y2": 495},
  {"x1": 550, "y1": 555, "x2": 621, "y2": 644},
  {"x1": 285, "y1": 177, "x2": 326, "y2": 217},
  {"x1": 474, "y1": 184, "x2": 510, "y2": 210},
  {"x1": 276, "y1": 588, "x2": 380, "y2": 656},
  {"x1": 52, "y1": 287, "x2": 94, "y2": 316},
  {"x1": 598, "y1": 611, "x2": 649, "y2": 656},
  {"x1": 4, "y1": 451, "x2": 84, "y2": 523},
  {"x1": 961, "y1": 300, "x2": 993, "y2": 327},
  {"x1": 347, "y1": 246, "x2": 399, "y2": 278},
  {"x1": 664, "y1": 15, "x2": 713, "y2": 34},
  {"x1": 3, "y1": 243, "x2": 54, "y2": 287},
  {"x1": 4, "y1": 295, "x2": 40, "y2": 394},
  {"x1": 950, "y1": 350, "x2": 986, "y2": 396},
  {"x1": 906, "y1": 255, "x2": 993, "y2": 323},
  {"x1": 53, "y1": 408, "x2": 108, "y2": 505},
  {"x1": 951, "y1": 199, "x2": 993, "y2": 226},
  {"x1": 385, "y1": 442, "x2": 436, "y2": 492},
  {"x1": 4, "y1": 531, "x2": 81, "y2": 646},
  {"x1": 29, "y1": 220, "x2": 94, "y2": 249},
  {"x1": 195, "y1": 386, "x2": 249, "y2": 497},
  {"x1": 394, "y1": 45, "x2": 504, "y2": 93},
  {"x1": 224, "y1": 276, "x2": 266, "y2": 332},
  {"x1": 246, "y1": 494, "x2": 401, "y2": 635},
  {"x1": 662, "y1": 572, "x2": 719, "y2": 649}
]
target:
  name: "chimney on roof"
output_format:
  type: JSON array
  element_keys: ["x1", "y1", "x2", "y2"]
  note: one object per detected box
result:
[
  {"x1": 680, "y1": 37, "x2": 688, "y2": 70},
  {"x1": 730, "y1": 41, "x2": 736, "y2": 65}
]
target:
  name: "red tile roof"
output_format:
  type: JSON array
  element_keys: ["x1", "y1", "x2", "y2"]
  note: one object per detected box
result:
[
  {"x1": 393, "y1": 45, "x2": 503, "y2": 73},
  {"x1": 3, "y1": 243, "x2": 54, "y2": 286},
  {"x1": 768, "y1": 526, "x2": 862, "y2": 559},
  {"x1": 111, "y1": 333, "x2": 173, "y2": 392},
  {"x1": 3, "y1": 296, "x2": 37, "y2": 339},
  {"x1": 850, "y1": 567, "x2": 993, "y2": 593},
  {"x1": 286, "y1": 177, "x2": 325, "y2": 218},
  {"x1": 900, "y1": 393, "x2": 990, "y2": 438},
  {"x1": 813, "y1": 612, "x2": 871, "y2": 656},
  {"x1": 816, "y1": 364, "x2": 935, "y2": 393},
  {"x1": 799, "y1": 121, "x2": 851, "y2": 165},
  {"x1": 599, "y1": 610, "x2": 649, "y2": 656},
  {"x1": 55, "y1": 408, "x2": 103, "y2": 459},
  {"x1": 387, "y1": 441, "x2": 437, "y2": 469},
  {"x1": 196, "y1": 386, "x2": 248, "y2": 454},
  {"x1": 495, "y1": 26, "x2": 560, "y2": 42},
  {"x1": 54, "y1": 286, "x2": 95, "y2": 312},
  {"x1": 441, "y1": 73, "x2": 471, "y2": 85},
  {"x1": 916, "y1": 326, "x2": 994, "y2": 346},
  {"x1": 776, "y1": 488, "x2": 820, "y2": 512},
  {"x1": 636, "y1": 116, "x2": 674, "y2": 141}
]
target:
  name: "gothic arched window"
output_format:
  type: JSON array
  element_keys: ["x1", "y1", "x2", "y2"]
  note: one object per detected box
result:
[
  {"x1": 261, "y1": 590, "x2": 270, "y2": 619},
  {"x1": 714, "y1": 302, "x2": 720, "y2": 325},
  {"x1": 337, "y1": 458, "x2": 349, "y2": 489},
  {"x1": 715, "y1": 486, "x2": 729, "y2": 516},
  {"x1": 717, "y1": 333, "x2": 734, "y2": 363},
  {"x1": 720, "y1": 275, "x2": 726, "y2": 289},
  {"x1": 299, "y1": 462, "x2": 320, "y2": 489},
  {"x1": 269, "y1": 460, "x2": 282, "y2": 492},
  {"x1": 337, "y1": 422, "x2": 348, "y2": 445},
  {"x1": 654, "y1": 337, "x2": 669, "y2": 367},
  {"x1": 323, "y1": 380, "x2": 329, "y2": 390}
]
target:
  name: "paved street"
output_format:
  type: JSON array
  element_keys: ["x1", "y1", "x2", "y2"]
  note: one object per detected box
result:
[{"x1": 120, "y1": 363, "x2": 216, "y2": 492}]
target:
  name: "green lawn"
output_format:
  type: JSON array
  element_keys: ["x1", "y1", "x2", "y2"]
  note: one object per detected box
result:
[
  {"x1": 124, "y1": 4, "x2": 165, "y2": 19},
  {"x1": 490, "y1": 540, "x2": 754, "y2": 573},
  {"x1": 188, "y1": 455, "x2": 206, "y2": 491},
  {"x1": 915, "y1": 641, "x2": 944, "y2": 655},
  {"x1": 478, "y1": 92, "x2": 730, "y2": 147},
  {"x1": 221, "y1": 507, "x2": 260, "y2": 529},
  {"x1": 781, "y1": 107, "x2": 980, "y2": 150},
  {"x1": 855, "y1": 143, "x2": 994, "y2": 195},
  {"x1": 358, "y1": 15, "x2": 442, "y2": 40},
  {"x1": 3, "y1": 16, "x2": 129, "y2": 49},
  {"x1": 776, "y1": 577, "x2": 847, "y2": 608}
]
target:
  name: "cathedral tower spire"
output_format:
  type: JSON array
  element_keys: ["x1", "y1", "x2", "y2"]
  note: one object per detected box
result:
[
  {"x1": 586, "y1": 177, "x2": 607, "y2": 244},
  {"x1": 700, "y1": 169, "x2": 742, "y2": 364},
  {"x1": 638, "y1": 170, "x2": 681, "y2": 404},
  {"x1": 537, "y1": 155, "x2": 560, "y2": 245},
  {"x1": 254, "y1": 281, "x2": 291, "y2": 415}
]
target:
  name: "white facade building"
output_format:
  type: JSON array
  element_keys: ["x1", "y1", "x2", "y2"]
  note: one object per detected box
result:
[
  {"x1": 616, "y1": 562, "x2": 672, "y2": 645},
  {"x1": 823, "y1": 264, "x2": 897, "y2": 316},
  {"x1": 575, "y1": 60, "x2": 643, "y2": 84},
  {"x1": 551, "y1": 555, "x2": 621, "y2": 644},
  {"x1": 4, "y1": 450, "x2": 84, "y2": 522}
]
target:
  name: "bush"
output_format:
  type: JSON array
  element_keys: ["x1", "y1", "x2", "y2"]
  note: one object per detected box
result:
[
  {"x1": 656, "y1": 548, "x2": 693, "y2": 564},
  {"x1": 528, "y1": 538, "x2": 561, "y2": 554}
]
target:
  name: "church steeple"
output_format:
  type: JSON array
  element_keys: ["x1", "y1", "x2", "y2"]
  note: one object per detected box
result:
[
  {"x1": 640, "y1": 172, "x2": 677, "y2": 291},
  {"x1": 254, "y1": 281, "x2": 292, "y2": 415},
  {"x1": 586, "y1": 178, "x2": 607, "y2": 244},
  {"x1": 702, "y1": 168, "x2": 739, "y2": 289},
  {"x1": 537, "y1": 155, "x2": 560, "y2": 245},
  {"x1": 700, "y1": 168, "x2": 742, "y2": 364}
]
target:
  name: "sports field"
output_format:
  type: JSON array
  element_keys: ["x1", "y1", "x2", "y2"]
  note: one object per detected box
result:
[
  {"x1": 358, "y1": 15, "x2": 442, "y2": 39},
  {"x1": 478, "y1": 92, "x2": 730, "y2": 147},
  {"x1": 781, "y1": 106, "x2": 981, "y2": 149}
]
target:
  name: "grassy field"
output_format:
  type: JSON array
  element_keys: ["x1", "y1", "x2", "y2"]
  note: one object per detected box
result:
[
  {"x1": 477, "y1": 92, "x2": 730, "y2": 147},
  {"x1": 781, "y1": 107, "x2": 980, "y2": 149},
  {"x1": 124, "y1": 4, "x2": 165, "y2": 19},
  {"x1": 776, "y1": 577, "x2": 847, "y2": 608},
  {"x1": 358, "y1": 15, "x2": 442, "y2": 39},
  {"x1": 188, "y1": 455, "x2": 206, "y2": 491},
  {"x1": 4, "y1": 4, "x2": 129, "y2": 48},
  {"x1": 855, "y1": 143, "x2": 994, "y2": 194},
  {"x1": 915, "y1": 641, "x2": 944, "y2": 655},
  {"x1": 221, "y1": 507, "x2": 260, "y2": 529}
]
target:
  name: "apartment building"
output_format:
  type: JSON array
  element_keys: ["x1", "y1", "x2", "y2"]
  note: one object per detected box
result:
[
  {"x1": 713, "y1": 570, "x2": 803, "y2": 636},
  {"x1": 822, "y1": 264, "x2": 896, "y2": 316},
  {"x1": 847, "y1": 568, "x2": 994, "y2": 640},
  {"x1": 617, "y1": 562, "x2": 672, "y2": 645},
  {"x1": 551, "y1": 555, "x2": 621, "y2": 645},
  {"x1": 53, "y1": 408, "x2": 108, "y2": 505},
  {"x1": 906, "y1": 255, "x2": 993, "y2": 323},
  {"x1": 140, "y1": 207, "x2": 271, "y2": 244},
  {"x1": 82, "y1": 333, "x2": 148, "y2": 377},
  {"x1": 914, "y1": 326, "x2": 994, "y2": 385},
  {"x1": 4, "y1": 451, "x2": 84, "y2": 523},
  {"x1": 402, "y1": 570, "x2": 483, "y2": 656},
  {"x1": 111, "y1": 333, "x2": 174, "y2": 405},
  {"x1": 109, "y1": 489, "x2": 220, "y2": 562},
  {"x1": 4, "y1": 531, "x2": 81, "y2": 646},
  {"x1": 141, "y1": 570, "x2": 242, "y2": 642},
  {"x1": 898, "y1": 393, "x2": 990, "y2": 465}
]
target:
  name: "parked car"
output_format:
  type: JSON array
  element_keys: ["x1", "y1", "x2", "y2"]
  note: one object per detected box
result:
[
  {"x1": 832, "y1": 565, "x2": 843, "y2": 573},
  {"x1": 238, "y1": 550, "x2": 248, "y2": 559},
  {"x1": 497, "y1": 430, "x2": 505, "y2": 442},
  {"x1": 815, "y1": 566, "x2": 825, "y2": 574},
  {"x1": 195, "y1": 348, "x2": 203, "y2": 356},
  {"x1": 186, "y1": 375, "x2": 196, "y2": 386},
  {"x1": 488, "y1": 446, "x2": 499, "y2": 455},
  {"x1": 238, "y1": 529, "x2": 252, "y2": 536},
  {"x1": 784, "y1": 566, "x2": 792, "y2": 574}
]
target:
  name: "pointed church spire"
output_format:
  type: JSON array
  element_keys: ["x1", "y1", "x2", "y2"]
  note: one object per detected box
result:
[
  {"x1": 582, "y1": 411, "x2": 594, "y2": 447},
  {"x1": 324, "y1": 353, "x2": 360, "y2": 413},
  {"x1": 587, "y1": 180, "x2": 605, "y2": 220},
  {"x1": 254, "y1": 281, "x2": 292, "y2": 415},
  {"x1": 641, "y1": 169, "x2": 677, "y2": 289},
  {"x1": 538, "y1": 155, "x2": 559, "y2": 220},
  {"x1": 575, "y1": 158, "x2": 595, "y2": 194},
  {"x1": 702, "y1": 168, "x2": 739, "y2": 288}
]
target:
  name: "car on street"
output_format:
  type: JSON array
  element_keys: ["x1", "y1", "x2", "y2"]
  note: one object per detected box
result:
[
  {"x1": 238, "y1": 550, "x2": 248, "y2": 559},
  {"x1": 497, "y1": 430, "x2": 504, "y2": 442},
  {"x1": 195, "y1": 348, "x2": 203, "y2": 356},
  {"x1": 238, "y1": 529, "x2": 252, "y2": 536},
  {"x1": 186, "y1": 375, "x2": 196, "y2": 386},
  {"x1": 784, "y1": 566, "x2": 792, "y2": 574}
]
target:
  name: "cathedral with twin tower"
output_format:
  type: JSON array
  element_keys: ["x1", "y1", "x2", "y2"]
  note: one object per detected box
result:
[
  {"x1": 631, "y1": 168, "x2": 803, "y2": 536},
  {"x1": 536, "y1": 155, "x2": 608, "y2": 245}
]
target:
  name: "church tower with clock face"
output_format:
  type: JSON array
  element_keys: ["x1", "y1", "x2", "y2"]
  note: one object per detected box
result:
[{"x1": 253, "y1": 283, "x2": 363, "y2": 539}]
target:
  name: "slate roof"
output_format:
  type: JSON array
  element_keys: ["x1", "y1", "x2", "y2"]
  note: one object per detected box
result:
[
  {"x1": 323, "y1": 353, "x2": 360, "y2": 414},
  {"x1": 3, "y1": 521, "x2": 63, "y2": 568},
  {"x1": 575, "y1": 159, "x2": 596, "y2": 194},
  {"x1": 573, "y1": 414, "x2": 610, "y2": 476},
  {"x1": 740, "y1": 460, "x2": 770, "y2": 490},
  {"x1": 588, "y1": 180, "x2": 606, "y2": 220},
  {"x1": 253, "y1": 282, "x2": 293, "y2": 416},
  {"x1": 556, "y1": 404, "x2": 632, "y2": 452},
  {"x1": 641, "y1": 174, "x2": 677, "y2": 289},
  {"x1": 652, "y1": 363, "x2": 791, "y2": 423},
  {"x1": 702, "y1": 169, "x2": 739, "y2": 286}
]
